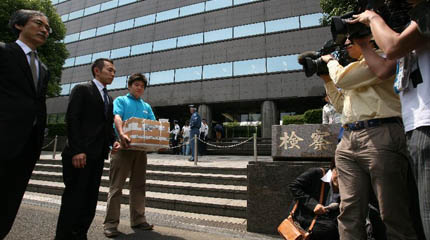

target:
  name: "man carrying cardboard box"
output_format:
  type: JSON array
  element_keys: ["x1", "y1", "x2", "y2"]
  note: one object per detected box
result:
[{"x1": 103, "y1": 73, "x2": 156, "y2": 238}]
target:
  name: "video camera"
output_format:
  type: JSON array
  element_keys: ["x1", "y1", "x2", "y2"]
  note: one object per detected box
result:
[
  {"x1": 297, "y1": 0, "x2": 412, "y2": 77},
  {"x1": 298, "y1": 40, "x2": 353, "y2": 77},
  {"x1": 331, "y1": 0, "x2": 412, "y2": 45}
]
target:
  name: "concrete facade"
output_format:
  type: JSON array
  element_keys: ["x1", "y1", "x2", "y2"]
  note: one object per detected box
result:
[{"x1": 48, "y1": 0, "x2": 332, "y2": 131}]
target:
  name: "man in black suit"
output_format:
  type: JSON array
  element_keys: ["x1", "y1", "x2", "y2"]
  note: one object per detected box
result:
[
  {"x1": 55, "y1": 58, "x2": 120, "y2": 240},
  {"x1": 0, "y1": 9, "x2": 51, "y2": 239}
]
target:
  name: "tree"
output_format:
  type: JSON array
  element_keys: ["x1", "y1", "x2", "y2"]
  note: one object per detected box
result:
[
  {"x1": 320, "y1": 0, "x2": 357, "y2": 25},
  {"x1": 0, "y1": 0, "x2": 68, "y2": 97}
]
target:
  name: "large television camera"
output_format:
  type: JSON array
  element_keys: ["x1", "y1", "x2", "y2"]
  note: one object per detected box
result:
[
  {"x1": 298, "y1": 0, "x2": 412, "y2": 77},
  {"x1": 298, "y1": 40, "x2": 353, "y2": 77}
]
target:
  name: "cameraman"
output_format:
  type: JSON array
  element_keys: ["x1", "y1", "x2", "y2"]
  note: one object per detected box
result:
[
  {"x1": 318, "y1": 36, "x2": 418, "y2": 240},
  {"x1": 351, "y1": 1, "x2": 430, "y2": 238}
]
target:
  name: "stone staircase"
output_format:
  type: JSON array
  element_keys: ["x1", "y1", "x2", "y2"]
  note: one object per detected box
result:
[{"x1": 28, "y1": 158, "x2": 247, "y2": 219}]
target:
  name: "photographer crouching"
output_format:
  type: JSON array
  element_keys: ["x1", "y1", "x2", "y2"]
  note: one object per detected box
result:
[
  {"x1": 301, "y1": 33, "x2": 418, "y2": 239},
  {"x1": 351, "y1": 1, "x2": 430, "y2": 238}
]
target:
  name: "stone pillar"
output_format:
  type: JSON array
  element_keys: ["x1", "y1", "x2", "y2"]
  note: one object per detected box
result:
[
  {"x1": 198, "y1": 104, "x2": 212, "y2": 138},
  {"x1": 261, "y1": 101, "x2": 278, "y2": 139}
]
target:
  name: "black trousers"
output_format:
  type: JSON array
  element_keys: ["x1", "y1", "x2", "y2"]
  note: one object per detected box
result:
[
  {"x1": 55, "y1": 154, "x2": 105, "y2": 240},
  {"x1": 0, "y1": 128, "x2": 40, "y2": 239}
]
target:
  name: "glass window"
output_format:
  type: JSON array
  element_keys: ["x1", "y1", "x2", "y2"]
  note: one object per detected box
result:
[
  {"x1": 203, "y1": 62, "x2": 233, "y2": 79},
  {"x1": 60, "y1": 84, "x2": 71, "y2": 95},
  {"x1": 108, "y1": 76, "x2": 127, "y2": 90},
  {"x1": 265, "y1": 17, "x2": 299, "y2": 33},
  {"x1": 267, "y1": 55, "x2": 301, "y2": 72},
  {"x1": 59, "y1": 0, "x2": 68, "y2": 3},
  {"x1": 234, "y1": 58, "x2": 266, "y2": 76},
  {"x1": 234, "y1": 22, "x2": 264, "y2": 38},
  {"x1": 51, "y1": 0, "x2": 59, "y2": 4},
  {"x1": 156, "y1": 8, "x2": 179, "y2": 22},
  {"x1": 61, "y1": 14, "x2": 69, "y2": 22},
  {"x1": 131, "y1": 42, "x2": 153, "y2": 55},
  {"x1": 64, "y1": 32, "x2": 80, "y2": 43},
  {"x1": 204, "y1": 28, "x2": 232, "y2": 43},
  {"x1": 300, "y1": 13, "x2": 323, "y2": 28},
  {"x1": 134, "y1": 14, "x2": 156, "y2": 27},
  {"x1": 206, "y1": 0, "x2": 232, "y2": 11},
  {"x1": 110, "y1": 46, "x2": 130, "y2": 59},
  {"x1": 150, "y1": 70, "x2": 175, "y2": 85},
  {"x1": 96, "y1": 24, "x2": 115, "y2": 36},
  {"x1": 115, "y1": 19, "x2": 134, "y2": 32},
  {"x1": 57, "y1": 113, "x2": 66, "y2": 123},
  {"x1": 175, "y1": 66, "x2": 202, "y2": 82},
  {"x1": 234, "y1": 0, "x2": 257, "y2": 5},
  {"x1": 63, "y1": 58, "x2": 75, "y2": 68},
  {"x1": 92, "y1": 50, "x2": 111, "y2": 60},
  {"x1": 79, "y1": 28, "x2": 96, "y2": 40},
  {"x1": 74, "y1": 54, "x2": 92, "y2": 65},
  {"x1": 101, "y1": 0, "x2": 118, "y2": 11},
  {"x1": 177, "y1": 33, "x2": 203, "y2": 47},
  {"x1": 84, "y1": 5, "x2": 100, "y2": 16},
  {"x1": 68, "y1": 10, "x2": 84, "y2": 20},
  {"x1": 143, "y1": 73, "x2": 150, "y2": 82},
  {"x1": 180, "y1": 2, "x2": 205, "y2": 17},
  {"x1": 153, "y1": 38, "x2": 177, "y2": 51},
  {"x1": 118, "y1": 0, "x2": 136, "y2": 6}
]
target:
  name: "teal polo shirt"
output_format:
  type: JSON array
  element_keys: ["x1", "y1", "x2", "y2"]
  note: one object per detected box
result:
[{"x1": 113, "y1": 93, "x2": 156, "y2": 121}]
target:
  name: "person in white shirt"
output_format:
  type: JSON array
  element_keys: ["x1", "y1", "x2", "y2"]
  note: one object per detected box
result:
[
  {"x1": 199, "y1": 119, "x2": 209, "y2": 155},
  {"x1": 182, "y1": 120, "x2": 190, "y2": 156}
]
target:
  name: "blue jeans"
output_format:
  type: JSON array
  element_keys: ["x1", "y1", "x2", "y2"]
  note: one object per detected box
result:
[
  {"x1": 406, "y1": 126, "x2": 430, "y2": 239},
  {"x1": 182, "y1": 137, "x2": 190, "y2": 155}
]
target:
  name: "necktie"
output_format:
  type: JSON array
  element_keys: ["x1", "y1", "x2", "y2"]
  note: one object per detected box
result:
[
  {"x1": 102, "y1": 88, "x2": 109, "y2": 116},
  {"x1": 29, "y1": 51, "x2": 38, "y2": 89}
]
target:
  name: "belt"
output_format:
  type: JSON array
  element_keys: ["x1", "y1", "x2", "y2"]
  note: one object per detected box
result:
[{"x1": 343, "y1": 117, "x2": 402, "y2": 131}]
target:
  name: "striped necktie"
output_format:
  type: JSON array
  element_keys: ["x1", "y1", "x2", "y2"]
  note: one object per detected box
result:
[
  {"x1": 29, "y1": 51, "x2": 38, "y2": 89},
  {"x1": 103, "y1": 88, "x2": 109, "y2": 116}
]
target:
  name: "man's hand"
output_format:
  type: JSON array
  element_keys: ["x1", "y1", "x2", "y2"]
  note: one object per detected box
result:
[
  {"x1": 72, "y1": 153, "x2": 87, "y2": 168},
  {"x1": 321, "y1": 54, "x2": 334, "y2": 63},
  {"x1": 120, "y1": 134, "x2": 131, "y2": 148},
  {"x1": 349, "y1": 10, "x2": 380, "y2": 26},
  {"x1": 111, "y1": 141, "x2": 121, "y2": 154},
  {"x1": 313, "y1": 204, "x2": 328, "y2": 215}
]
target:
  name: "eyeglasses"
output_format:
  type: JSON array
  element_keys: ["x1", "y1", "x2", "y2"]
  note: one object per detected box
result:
[{"x1": 31, "y1": 19, "x2": 52, "y2": 34}]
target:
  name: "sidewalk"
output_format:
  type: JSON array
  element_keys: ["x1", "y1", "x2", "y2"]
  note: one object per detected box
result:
[{"x1": 41, "y1": 151, "x2": 273, "y2": 168}]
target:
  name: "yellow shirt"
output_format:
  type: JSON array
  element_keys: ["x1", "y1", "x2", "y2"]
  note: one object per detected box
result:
[{"x1": 324, "y1": 56, "x2": 401, "y2": 124}]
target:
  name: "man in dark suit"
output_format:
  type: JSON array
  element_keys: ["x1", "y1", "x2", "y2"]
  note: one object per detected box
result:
[
  {"x1": 0, "y1": 9, "x2": 51, "y2": 239},
  {"x1": 55, "y1": 58, "x2": 120, "y2": 240}
]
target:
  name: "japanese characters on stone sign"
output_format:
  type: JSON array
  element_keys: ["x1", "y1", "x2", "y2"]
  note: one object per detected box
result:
[{"x1": 279, "y1": 129, "x2": 332, "y2": 151}]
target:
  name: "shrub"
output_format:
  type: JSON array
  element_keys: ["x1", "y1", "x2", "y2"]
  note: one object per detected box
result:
[
  {"x1": 303, "y1": 109, "x2": 323, "y2": 124},
  {"x1": 282, "y1": 115, "x2": 305, "y2": 125},
  {"x1": 46, "y1": 123, "x2": 67, "y2": 136}
]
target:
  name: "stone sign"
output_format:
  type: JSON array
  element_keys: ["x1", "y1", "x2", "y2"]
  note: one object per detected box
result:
[{"x1": 272, "y1": 124, "x2": 341, "y2": 159}]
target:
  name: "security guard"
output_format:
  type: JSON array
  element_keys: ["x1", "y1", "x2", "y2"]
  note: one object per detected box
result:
[{"x1": 188, "y1": 105, "x2": 201, "y2": 161}]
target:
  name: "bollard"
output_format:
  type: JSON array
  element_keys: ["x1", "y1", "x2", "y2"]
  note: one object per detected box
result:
[
  {"x1": 253, "y1": 133, "x2": 257, "y2": 162},
  {"x1": 52, "y1": 135, "x2": 58, "y2": 160},
  {"x1": 194, "y1": 134, "x2": 198, "y2": 165}
]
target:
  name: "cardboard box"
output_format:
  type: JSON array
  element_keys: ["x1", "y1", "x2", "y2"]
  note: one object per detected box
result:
[{"x1": 123, "y1": 117, "x2": 170, "y2": 151}]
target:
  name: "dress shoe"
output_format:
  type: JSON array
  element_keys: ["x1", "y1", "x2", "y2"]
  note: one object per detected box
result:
[
  {"x1": 103, "y1": 228, "x2": 121, "y2": 238},
  {"x1": 132, "y1": 222, "x2": 154, "y2": 231}
]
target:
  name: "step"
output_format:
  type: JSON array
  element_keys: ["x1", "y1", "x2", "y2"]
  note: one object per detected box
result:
[
  {"x1": 37, "y1": 158, "x2": 247, "y2": 175},
  {"x1": 31, "y1": 170, "x2": 247, "y2": 200},
  {"x1": 34, "y1": 164, "x2": 247, "y2": 186},
  {"x1": 27, "y1": 179, "x2": 247, "y2": 218}
]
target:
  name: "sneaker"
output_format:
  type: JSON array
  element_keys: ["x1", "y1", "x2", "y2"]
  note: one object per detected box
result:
[
  {"x1": 103, "y1": 228, "x2": 121, "y2": 238},
  {"x1": 132, "y1": 222, "x2": 154, "y2": 231}
]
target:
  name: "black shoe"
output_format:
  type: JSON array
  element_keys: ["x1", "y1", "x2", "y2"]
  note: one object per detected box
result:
[
  {"x1": 188, "y1": 158, "x2": 194, "y2": 162},
  {"x1": 132, "y1": 222, "x2": 154, "y2": 231},
  {"x1": 103, "y1": 228, "x2": 121, "y2": 238}
]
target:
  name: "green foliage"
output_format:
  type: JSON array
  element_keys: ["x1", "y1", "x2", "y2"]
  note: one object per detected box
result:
[
  {"x1": 47, "y1": 123, "x2": 67, "y2": 136},
  {"x1": 303, "y1": 109, "x2": 323, "y2": 124},
  {"x1": 282, "y1": 115, "x2": 305, "y2": 125},
  {"x1": 0, "y1": 0, "x2": 68, "y2": 97},
  {"x1": 320, "y1": 0, "x2": 357, "y2": 24},
  {"x1": 282, "y1": 109, "x2": 323, "y2": 125},
  {"x1": 224, "y1": 125, "x2": 261, "y2": 138}
]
